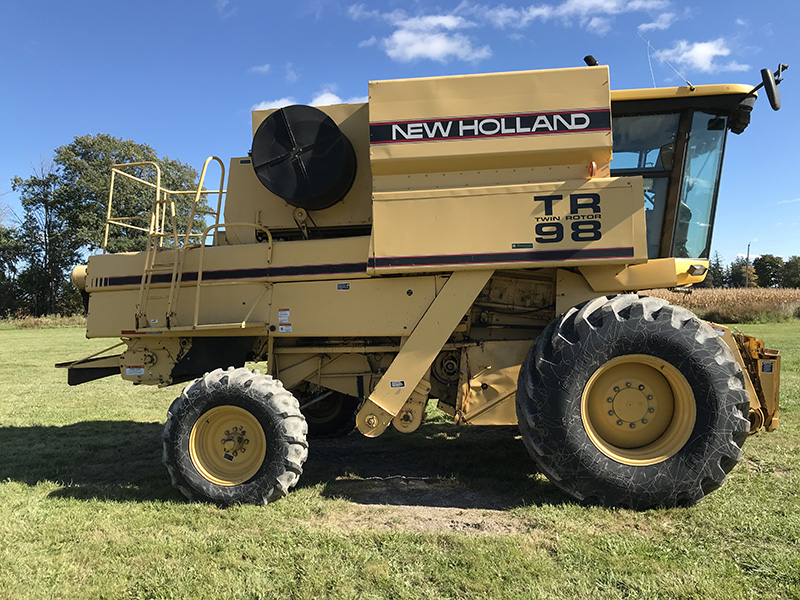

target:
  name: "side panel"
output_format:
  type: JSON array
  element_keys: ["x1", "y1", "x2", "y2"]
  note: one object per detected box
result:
[
  {"x1": 370, "y1": 177, "x2": 647, "y2": 274},
  {"x1": 369, "y1": 66, "x2": 612, "y2": 176},
  {"x1": 268, "y1": 276, "x2": 438, "y2": 338}
]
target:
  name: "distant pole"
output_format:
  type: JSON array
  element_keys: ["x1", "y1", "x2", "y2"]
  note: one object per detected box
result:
[{"x1": 745, "y1": 242, "x2": 751, "y2": 287}]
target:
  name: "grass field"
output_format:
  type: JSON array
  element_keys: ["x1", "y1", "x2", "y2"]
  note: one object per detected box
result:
[{"x1": 0, "y1": 324, "x2": 798, "y2": 599}]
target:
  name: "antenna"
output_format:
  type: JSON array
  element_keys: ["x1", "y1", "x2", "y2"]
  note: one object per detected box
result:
[{"x1": 637, "y1": 31, "x2": 695, "y2": 91}]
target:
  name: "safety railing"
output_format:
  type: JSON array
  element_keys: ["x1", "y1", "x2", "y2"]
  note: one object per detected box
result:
[
  {"x1": 103, "y1": 157, "x2": 276, "y2": 331},
  {"x1": 103, "y1": 157, "x2": 225, "y2": 252}
]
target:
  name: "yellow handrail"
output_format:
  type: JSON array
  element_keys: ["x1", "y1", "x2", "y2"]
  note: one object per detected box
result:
[
  {"x1": 192, "y1": 222, "x2": 274, "y2": 328},
  {"x1": 103, "y1": 158, "x2": 226, "y2": 252},
  {"x1": 183, "y1": 156, "x2": 225, "y2": 247},
  {"x1": 104, "y1": 161, "x2": 162, "y2": 252}
]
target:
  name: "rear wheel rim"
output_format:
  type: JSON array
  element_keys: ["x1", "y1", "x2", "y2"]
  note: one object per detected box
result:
[
  {"x1": 189, "y1": 405, "x2": 267, "y2": 486},
  {"x1": 303, "y1": 395, "x2": 345, "y2": 424},
  {"x1": 581, "y1": 354, "x2": 696, "y2": 466}
]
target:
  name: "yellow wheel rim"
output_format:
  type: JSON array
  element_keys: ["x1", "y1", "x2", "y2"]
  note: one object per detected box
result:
[
  {"x1": 581, "y1": 354, "x2": 696, "y2": 466},
  {"x1": 189, "y1": 405, "x2": 267, "y2": 486}
]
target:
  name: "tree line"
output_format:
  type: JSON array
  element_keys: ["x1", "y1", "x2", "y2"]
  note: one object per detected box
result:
[
  {"x1": 701, "y1": 252, "x2": 800, "y2": 289},
  {"x1": 0, "y1": 134, "x2": 205, "y2": 317}
]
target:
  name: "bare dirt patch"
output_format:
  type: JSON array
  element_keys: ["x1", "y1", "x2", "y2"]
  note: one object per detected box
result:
[
  {"x1": 322, "y1": 500, "x2": 530, "y2": 536},
  {"x1": 298, "y1": 422, "x2": 561, "y2": 535}
]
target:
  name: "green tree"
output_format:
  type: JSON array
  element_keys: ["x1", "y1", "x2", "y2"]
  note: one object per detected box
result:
[
  {"x1": 0, "y1": 221, "x2": 24, "y2": 316},
  {"x1": 784, "y1": 256, "x2": 800, "y2": 288},
  {"x1": 753, "y1": 254, "x2": 784, "y2": 288},
  {"x1": 54, "y1": 134, "x2": 207, "y2": 253},
  {"x1": 728, "y1": 256, "x2": 758, "y2": 288},
  {"x1": 10, "y1": 134, "x2": 205, "y2": 315},
  {"x1": 704, "y1": 251, "x2": 725, "y2": 287},
  {"x1": 11, "y1": 164, "x2": 81, "y2": 315}
]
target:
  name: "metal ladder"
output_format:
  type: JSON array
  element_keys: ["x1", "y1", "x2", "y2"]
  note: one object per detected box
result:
[{"x1": 104, "y1": 158, "x2": 225, "y2": 331}]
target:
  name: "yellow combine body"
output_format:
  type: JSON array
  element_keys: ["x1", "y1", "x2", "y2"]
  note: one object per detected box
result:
[{"x1": 61, "y1": 62, "x2": 784, "y2": 509}]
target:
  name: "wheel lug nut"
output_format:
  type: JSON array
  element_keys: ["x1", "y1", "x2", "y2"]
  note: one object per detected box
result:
[
  {"x1": 608, "y1": 409, "x2": 614, "y2": 416},
  {"x1": 647, "y1": 395, "x2": 653, "y2": 400},
  {"x1": 626, "y1": 382, "x2": 632, "y2": 387},
  {"x1": 616, "y1": 420, "x2": 623, "y2": 426},
  {"x1": 629, "y1": 423, "x2": 636, "y2": 428},
  {"x1": 614, "y1": 386, "x2": 620, "y2": 392},
  {"x1": 638, "y1": 384, "x2": 645, "y2": 391},
  {"x1": 641, "y1": 418, "x2": 648, "y2": 424},
  {"x1": 607, "y1": 397, "x2": 613, "y2": 403},
  {"x1": 648, "y1": 407, "x2": 655, "y2": 413}
]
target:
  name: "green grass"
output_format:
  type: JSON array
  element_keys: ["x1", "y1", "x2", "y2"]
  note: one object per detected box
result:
[{"x1": 0, "y1": 325, "x2": 798, "y2": 599}]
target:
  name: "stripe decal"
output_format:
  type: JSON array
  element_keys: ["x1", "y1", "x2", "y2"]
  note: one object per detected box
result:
[
  {"x1": 370, "y1": 108, "x2": 611, "y2": 145},
  {"x1": 369, "y1": 247, "x2": 634, "y2": 269},
  {"x1": 106, "y1": 261, "x2": 369, "y2": 287}
]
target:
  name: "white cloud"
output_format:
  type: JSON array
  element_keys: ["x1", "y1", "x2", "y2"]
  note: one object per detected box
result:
[
  {"x1": 348, "y1": 5, "x2": 490, "y2": 63},
  {"x1": 249, "y1": 64, "x2": 271, "y2": 74},
  {"x1": 311, "y1": 91, "x2": 343, "y2": 105},
  {"x1": 391, "y1": 15, "x2": 473, "y2": 30},
  {"x1": 586, "y1": 16, "x2": 612, "y2": 34},
  {"x1": 253, "y1": 86, "x2": 368, "y2": 111},
  {"x1": 468, "y1": 0, "x2": 668, "y2": 30},
  {"x1": 215, "y1": 0, "x2": 237, "y2": 18},
  {"x1": 348, "y1": 3, "x2": 380, "y2": 20},
  {"x1": 349, "y1": 1, "x2": 690, "y2": 62},
  {"x1": 778, "y1": 198, "x2": 800, "y2": 205},
  {"x1": 638, "y1": 12, "x2": 675, "y2": 32},
  {"x1": 285, "y1": 62, "x2": 298, "y2": 83},
  {"x1": 310, "y1": 85, "x2": 368, "y2": 105},
  {"x1": 310, "y1": 92, "x2": 369, "y2": 105},
  {"x1": 384, "y1": 28, "x2": 491, "y2": 63},
  {"x1": 659, "y1": 38, "x2": 749, "y2": 73},
  {"x1": 251, "y1": 98, "x2": 296, "y2": 111}
]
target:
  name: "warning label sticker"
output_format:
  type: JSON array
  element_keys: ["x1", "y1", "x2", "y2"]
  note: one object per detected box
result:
[
  {"x1": 279, "y1": 323, "x2": 293, "y2": 333},
  {"x1": 278, "y1": 309, "x2": 290, "y2": 324},
  {"x1": 125, "y1": 366, "x2": 145, "y2": 377}
]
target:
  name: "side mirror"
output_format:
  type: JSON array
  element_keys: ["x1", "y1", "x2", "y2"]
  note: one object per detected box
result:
[{"x1": 761, "y1": 68, "x2": 781, "y2": 111}]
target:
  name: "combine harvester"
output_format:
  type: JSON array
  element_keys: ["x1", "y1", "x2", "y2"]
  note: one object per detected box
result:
[{"x1": 61, "y1": 59, "x2": 786, "y2": 509}]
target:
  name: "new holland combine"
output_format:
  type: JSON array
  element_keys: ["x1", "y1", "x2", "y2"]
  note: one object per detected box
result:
[{"x1": 61, "y1": 60, "x2": 786, "y2": 509}]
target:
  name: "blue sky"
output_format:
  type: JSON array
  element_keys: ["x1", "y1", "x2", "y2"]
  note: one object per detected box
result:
[{"x1": 1, "y1": 0, "x2": 797, "y2": 264}]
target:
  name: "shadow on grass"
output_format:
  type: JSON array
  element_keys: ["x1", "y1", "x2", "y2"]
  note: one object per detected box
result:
[
  {"x1": 0, "y1": 421, "x2": 177, "y2": 502},
  {"x1": 0, "y1": 420, "x2": 564, "y2": 508},
  {"x1": 302, "y1": 423, "x2": 563, "y2": 509}
]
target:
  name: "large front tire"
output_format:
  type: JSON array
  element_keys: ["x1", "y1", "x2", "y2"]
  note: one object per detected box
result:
[
  {"x1": 162, "y1": 367, "x2": 308, "y2": 505},
  {"x1": 516, "y1": 295, "x2": 750, "y2": 510}
]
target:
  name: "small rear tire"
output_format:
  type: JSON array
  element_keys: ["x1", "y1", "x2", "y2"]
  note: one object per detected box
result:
[{"x1": 162, "y1": 367, "x2": 308, "y2": 505}]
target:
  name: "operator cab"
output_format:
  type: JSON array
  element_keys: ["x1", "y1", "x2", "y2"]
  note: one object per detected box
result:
[{"x1": 610, "y1": 85, "x2": 756, "y2": 260}]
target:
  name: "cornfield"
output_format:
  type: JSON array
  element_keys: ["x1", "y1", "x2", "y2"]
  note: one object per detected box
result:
[{"x1": 646, "y1": 287, "x2": 800, "y2": 323}]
